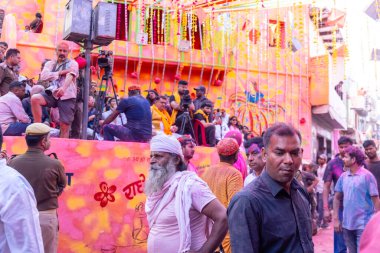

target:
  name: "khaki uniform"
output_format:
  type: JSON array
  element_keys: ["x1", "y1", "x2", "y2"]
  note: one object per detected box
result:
[
  {"x1": 9, "y1": 148, "x2": 67, "y2": 253},
  {"x1": 0, "y1": 62, "x2": 17, "y2": 96}
]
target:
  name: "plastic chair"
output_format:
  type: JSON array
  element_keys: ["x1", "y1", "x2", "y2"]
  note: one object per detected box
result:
[{"x1": 193, "y1": 119, "x2": 209, "y2": 147}]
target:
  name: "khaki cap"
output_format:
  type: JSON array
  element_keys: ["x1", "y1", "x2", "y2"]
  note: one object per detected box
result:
[{"x1": 25, "y1": 123, "x2": 50, "y2": 136}]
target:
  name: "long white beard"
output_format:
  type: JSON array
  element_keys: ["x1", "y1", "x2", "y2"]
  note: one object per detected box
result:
[{"x1": 144, "y1": 160, "x2": 177, "y2": 196}]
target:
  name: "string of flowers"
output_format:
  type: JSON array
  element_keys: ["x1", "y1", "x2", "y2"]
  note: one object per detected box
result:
[
  {"x1": 203, "y1": 15, "x2": 211, "y2": 50},
  {"x1": 141, "y1": 0, "x2": 146, "y2": 34},
  {"x1": 157, "y1": 8, "x2": 161, "y2": 44},
  {"x1": 116, "y1": 4, "x2": 122, "y2": 39},
  {"x1": 152, "y1": 8, "x2": 157, "y2": 44},
  {"x1": 192, "y1": 12, "x2": 197, "y2": 49},
  {"x1": 147, "y1": 7, "x2": 154, "y2": 43},
  {"x1": 297, "y1": 2, "x2": 304, "y2": 44},
  {"x1": 165, "y1": 10, "x2": 170, "y2": 45},
  {"x1": 182, "y1": 11, "x2": 187, "y2": 40},
  {"x1": 275, "y1": 1, "x2": 281, "y2": 69}
]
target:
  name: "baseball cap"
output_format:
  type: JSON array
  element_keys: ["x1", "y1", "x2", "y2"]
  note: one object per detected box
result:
[{"x1": 194, "y1": 85, "x2": 206, "y2": 92}]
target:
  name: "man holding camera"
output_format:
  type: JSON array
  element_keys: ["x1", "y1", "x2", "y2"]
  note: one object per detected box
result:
[
  {"x1": 31, "y1": 41, "x2": 79, "y2": 138},
  {"x1": 170, "y1": 80, "x2": 195, "y2": 135}
]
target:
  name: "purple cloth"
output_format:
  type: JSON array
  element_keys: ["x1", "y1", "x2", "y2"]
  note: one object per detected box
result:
[
  {"x1": 225, "y1": 130, "x2": 242, "y2": 146},
  {"x1": 323, "y1": 155, "x2": 344, "y2": 185}
]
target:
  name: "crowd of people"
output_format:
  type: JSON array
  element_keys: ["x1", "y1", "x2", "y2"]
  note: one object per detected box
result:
[
  {"x1": 0, "y1": 40, "x2": 258, "y2": 148},
  {"x1": 2, "y1": 120, "x2": 380, "y2": 252},
  {"x1": 1, "y1": 39, "x2": 380, "y2": 253},
  {"x1": 145, "y1": 126, "x2": 380, "y2": 253}
]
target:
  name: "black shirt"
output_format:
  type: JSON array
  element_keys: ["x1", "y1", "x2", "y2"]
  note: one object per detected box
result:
[
  {"x1": 228, "y1": 171, "x2": 314, "y2": 253},
  {"x1": 367, "y1": 160, "x2": 380, "y2": 195},
  {"x1": 193, "y1": 96, "x2": 208, "y2": 111}
]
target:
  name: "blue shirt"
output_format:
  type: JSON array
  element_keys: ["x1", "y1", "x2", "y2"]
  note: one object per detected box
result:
[
  {"x1": 335, "y1": 167, "x2": 379, "y2": 230},
  {"x1": 228, "y1": 171, "x2": 314, "y2": 253},
  {"x1": 117, "y1": 95, "x2": 152, "y2": 139}
]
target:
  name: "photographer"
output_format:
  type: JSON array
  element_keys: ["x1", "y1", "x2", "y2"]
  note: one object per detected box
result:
[
  {"x1": 31, "y1": 41, "x2": 78, "y2": 138},
  {"x1": 193, "y1": 101, "x2": 216, "y2": 147},
  {"x1": 102, "y1": 85, "x2": 152, "y2": 142},
  {"x1": 169, "y1": 80, "x2": 195, "y2": 135}
]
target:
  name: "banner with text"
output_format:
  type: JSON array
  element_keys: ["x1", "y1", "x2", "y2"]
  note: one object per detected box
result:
[{"x1": 4, "y1": 137, "x2": 219, "y2": 253}]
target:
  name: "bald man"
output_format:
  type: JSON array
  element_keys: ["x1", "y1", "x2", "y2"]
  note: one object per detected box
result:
[{"x1": 31, "y1": 41, "x2": 79, "y2": 138}]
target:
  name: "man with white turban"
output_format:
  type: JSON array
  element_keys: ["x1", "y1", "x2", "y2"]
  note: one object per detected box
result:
[{"x1": 145, "y1": 134, "x2": 228, "y2": 253}]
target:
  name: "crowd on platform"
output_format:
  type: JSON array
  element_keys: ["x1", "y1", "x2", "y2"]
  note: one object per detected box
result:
[
  {"x1": 0, "y1": 41, "x2": 258, "y2": 147},
  {"x1": 1, "y1": 40, "x2": 380, "y2": 253}
]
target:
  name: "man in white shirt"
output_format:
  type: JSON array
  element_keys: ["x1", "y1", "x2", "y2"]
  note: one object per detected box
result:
[
  {"x1": 214, "y1": 109, "x2": 229, "y2": 142},
  {"x1": 0, "y1": 81, "x2": 31, "y2": 135},
  {"x1": 316, "y1": 154, "x2": 328, "y2": 228},
  {"x1": 0, "y1": 128, "x2": 44, "y2": 253},
  {"x1": 31, "y1": 41, "x2": 79, "y2": 138}
]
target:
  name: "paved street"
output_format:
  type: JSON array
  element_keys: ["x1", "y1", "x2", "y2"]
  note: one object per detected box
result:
[{"x1": 313, "y1": 225, "x2": 334, "y2": 252}]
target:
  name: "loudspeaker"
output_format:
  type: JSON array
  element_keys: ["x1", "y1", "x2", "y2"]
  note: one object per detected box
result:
[
  {"x1": 63, "y1": 0, "x2": 92, "y2": 42},
  {"x1": 365, "y1": 1, "x2": 379, "y2": 21},
  {"x1": 92, "y1": 2, "x2": 117, "y2": 46},
  {"x1": 289, "y1": 37, "x2": 302, "y2": 52}
]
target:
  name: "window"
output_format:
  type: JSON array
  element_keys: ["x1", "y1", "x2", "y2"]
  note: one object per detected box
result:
[
  {"x1": 107, "y1": 1, "x2": 130, "y2": 41},
  {"x1": 184, "y1": 14, "x2": 203, "y2": 50},
  {"x1": 268, "y1": 20, "x2": 285, "y2": 49}
]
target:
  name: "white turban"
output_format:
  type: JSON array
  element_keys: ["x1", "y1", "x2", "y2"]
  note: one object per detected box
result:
[{"x1": 150, "y1": 134, "x2": 184, "y2": 159}]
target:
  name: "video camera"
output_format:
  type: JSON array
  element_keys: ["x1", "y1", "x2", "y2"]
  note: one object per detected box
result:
[
  {"x1": 181, "y1": 89, "x2": 192, "y2": 109},
  {"x1": 97, "y1": 50, "x2": 113, "y2": 75}
]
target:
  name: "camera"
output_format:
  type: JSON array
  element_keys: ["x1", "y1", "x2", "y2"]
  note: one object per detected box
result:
[
  {"x1": 181, "y1": 89, "x2": 192, "y2": 109},
  {"x1": 97, "y1": 50, "x2": 113, "y2": 75}
]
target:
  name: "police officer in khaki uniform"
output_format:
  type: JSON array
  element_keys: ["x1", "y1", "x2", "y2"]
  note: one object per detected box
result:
[{"x1": 8, "y1": 123, "x2": 66, "y2": 253}]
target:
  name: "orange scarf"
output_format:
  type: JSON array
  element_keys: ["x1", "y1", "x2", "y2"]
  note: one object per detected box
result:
[
  {"x1": 194, "y1": 109, "x2": 209, "y2": 123},
  {"x1": 152, "y1": 105, "x2": 172, "y2": 135}
]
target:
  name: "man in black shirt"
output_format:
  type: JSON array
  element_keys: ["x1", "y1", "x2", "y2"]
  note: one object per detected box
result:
[
  {"x1": 193, "y1": 101, "x2": 216, "y2": 147},
  {"x1": 193, "y1": 85, "x2": 208, "y2": 110},
  {"x1": 170, "y1": 80, "x2": 195, "y2": 135},
  {"x1": 364, "y1": 139, "x2": 380, "y2": 194},
  {"x1": 228, "y1": 123, "x2": 314, "y2": 253}
]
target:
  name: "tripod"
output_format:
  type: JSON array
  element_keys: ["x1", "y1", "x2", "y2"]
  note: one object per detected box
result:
[
  {"x1": 91, "y1": 70, "x2": 120, "y2": 139},
  {"x1": 178, "y1": 108, "x2": 196, "y2": 144}
]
